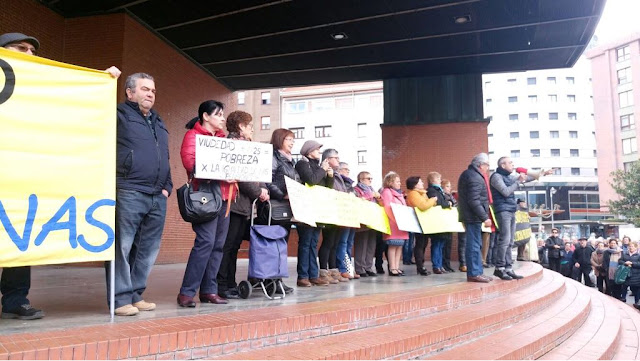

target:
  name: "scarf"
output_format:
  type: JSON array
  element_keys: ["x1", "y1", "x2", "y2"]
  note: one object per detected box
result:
[
  {"x1": 430, "y1": 184, "x2": 443, "y2": 191},
  {"x1": 608, "y1": 247, "x2": 622, "y2": 280},
  {"x1": 278, "y1": 149, "x2": 293, "y2": 162}
]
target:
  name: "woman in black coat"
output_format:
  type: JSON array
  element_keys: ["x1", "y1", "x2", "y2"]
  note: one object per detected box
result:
[
  {"x1": 426, "y1": 172, "x2": 452, "y2": 274},
  {"x1": 619, "y1": 241, "x2": 640, "y2": 307}
]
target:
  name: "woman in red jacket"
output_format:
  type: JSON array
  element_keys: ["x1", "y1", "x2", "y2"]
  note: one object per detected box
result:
[{"x1": 177, "y1": 100, "x2": 237, "y2": 307}]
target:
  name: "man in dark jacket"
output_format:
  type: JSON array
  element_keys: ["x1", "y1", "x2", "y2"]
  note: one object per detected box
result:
[
  {"x1": 573, "y1": 237, "x2": 594, "y2": 287},
  {"x1": 111, "y1": 73, "x2": 173, "y2": 316},
  {"x1": 458, "y1": 153, "x2": 493, "y2": 283},
  {"x1": 545, "y1": 228, "x2": 563, "y2": 273}
]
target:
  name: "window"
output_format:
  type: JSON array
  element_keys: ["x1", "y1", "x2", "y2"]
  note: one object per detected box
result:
[
  {"x1": 530, "y1": 131, "x2": 539, "y2": 139},
  {"x1": 620, "y1": 90, "x2": 634, "y2": 108},
  {"x1": 357, "y1": 150, "x2": 367, "y2": 165},
  {"x1": 291, "y1": 154, "x2": 302, "y2": 162},
  {"x1": 568, "y1": 113, "x2": 577, "y2": 120},
  {"x1": 571, "y1": 168, "x2": 581, "y2": 176},
  {"x1": 568, "y1": 191, "x2": 603, "y2": 220},
  {"x1": 261, "y1": 92, "x2": 271, "y2": 105},
  {"x1": 550, "y1": 130, "x2": 559, "y2": 138},
  {"x1": 313, "y1": 99, "x2": 334, "y2": 111},
  {"x1": 509, "y1": 114, "x2": 519, "y2": 121},
  {"x1": 551, "y1": 149, "x2": 560, "y2": 157},
  {"x1": 593, "y1": 149, "x2": 597, "y2": 157},
  {"x1": 548, "y1": 94, "x2": 557, "y2": 102},
  {"x1": 570, "y1": 149, "x2": 579, "y2": 157},
  {"x1": 617, "y1": 45, "x2": 631, "y2": 62},
  {"x1": 549, "y1": 113, "x2": 558, "y2": 120},
  {"x1": 510, "y1": 132, "x2": 519, "y2": 139},
  {"x1": 261, "y1": 116, "x2": 271, "y2": 130},
  {"x1": 569, "y1": 131, "x2": 578, "y2": 138},
  {"x1": 529, "y1": 113, "x2": 538, "y2": 120},
  {"x1": 566, "y1": 77, "x2": 575, "y2": 84},
  {"x1": 508, "y1": 96, "x2": 518, "y2": 103},
  {"x1": 237, "y1": 91, "x2": 245, "y2": 105},
  {"x1": 618, "y1": 67, "x2": 632, "y2": 84},
  {"x1": 484, "y1": 81, "x2": 491, "y2": 89},
  {"x1": 486, "y1": 98, "x2": 492, "y2": 104},
  {"x1": 287, "y1": 101, "x2": 307, "y2": 113},
  {"x1": 507, "y1": 78, "x2": 517, "y2": 85},
  {"x1": 621, "y1": 114, "x2": 636, "y2": 131},
  {"x1": 527, "y1": 77, "x2": 536, "y2": 85},
  {"x1": 567, "y1": 95, "x2": 576, "y2": 102},
  {"x1": 528, "y1": 95, "x2": 538, "y2": 103},
  {"x1": 488, "y1": 133, "x2": 493, "y2": 137},
  {"x1": 531, "y1": 149, "x2": 540, "y2": 157},
  {"x1": 511, "y1": 150, "x2": 520, "y2": 158},
  {"x1": 290, "y1": 127, "x2": 304, "y2": 139},
  {"x1": 547, "y1": 77, "x2": 556, "y2": 84},
  {"x1": 553, "y1": 168, "x2": 561, "y2": 175},
  {"x1": 357, "y1": 123, "x2": 366, "y2": 138},
  {"x1": 315, "y1": 125, "x2": 331, "y2": 138},
  {"x1": 594, "y1": 168, "x2": 598, "y2": 176},
  {"x1": 335, "y1": 97, "x2": 353, "y2": 109},
  {"x1": 623, "y1": 137, "x2": 638, "y2": 154},
  {"x1": 624, "y1": 161, "x2": 636, "y2": 172}
]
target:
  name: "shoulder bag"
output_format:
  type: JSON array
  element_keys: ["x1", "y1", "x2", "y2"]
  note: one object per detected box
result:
[{"x1": 177, "y1": 173, "x2": 222, "y2": 224}]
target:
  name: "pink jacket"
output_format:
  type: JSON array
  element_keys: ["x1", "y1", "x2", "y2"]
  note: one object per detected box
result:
[{"x1": 381, "y1": 188, "x2": 409, "y2": 241}]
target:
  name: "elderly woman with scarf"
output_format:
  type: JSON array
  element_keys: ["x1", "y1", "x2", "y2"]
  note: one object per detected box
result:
[
  {"x1": 426, "y1": 172, "x2": 453, "y2": 274},
  {"x1": 603, "y1": 239, "x2": 624, "y2": 300},
  {"x1": 590, "y1": 240, "x2": 606, "y2": 293},
  {"x1": 353, "y1": 172, "x2": 381, "y2": 277},
  {"x1": 177, "y1": 100, "x2": 237, "y2": 307}
]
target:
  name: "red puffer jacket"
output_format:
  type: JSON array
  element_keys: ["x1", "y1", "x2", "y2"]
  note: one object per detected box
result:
[{"x1": 180, "y1": 121, "x2": 237, "y2": 201}]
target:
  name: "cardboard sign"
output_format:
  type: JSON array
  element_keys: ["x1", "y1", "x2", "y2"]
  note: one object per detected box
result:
[
  {"x1": 195, "y1": 135, "x2": 272, "y2": 182},
  {"x1": 416, "y1": 206, "x2": 465, "y2": 234},
  {"x1": 390, "y1": 203, "x2": 423, "y2": 233}
]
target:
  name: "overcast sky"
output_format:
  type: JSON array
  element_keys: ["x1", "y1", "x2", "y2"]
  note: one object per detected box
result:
[{"x1": 594, "y1": 0, "x2": 640, "y2": 44}]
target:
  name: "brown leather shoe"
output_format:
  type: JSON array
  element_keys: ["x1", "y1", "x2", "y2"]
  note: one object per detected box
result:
[
  {"x1": 297, "y1": 278, "x2": 312, "y2": 287},
  {"x1": 433, "y1": 268, "x2": 443, "y2": 274},
  {"x1": 340, "y1": 272, "x2": 353, "y2": 280},
  {"x1": 310, "y1": 277, "x2": 330, "y2": 286},
  {"x1": 177, "y1": 294, "x2": 196, "y2": 308},
  {"x1": 467, "y1": 275, "x2": 491, "y2": 283},
  {"x1": 199, "y1": 294, "x2": 228, "y2": 304}
]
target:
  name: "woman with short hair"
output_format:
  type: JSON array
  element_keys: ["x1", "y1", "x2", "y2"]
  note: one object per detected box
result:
[
  {"x1": 426, "y1": 172, "x2": 452, "y2": 274},
  {"x1": 380, "y1": 172, "x2": 409, "y2": 276}
]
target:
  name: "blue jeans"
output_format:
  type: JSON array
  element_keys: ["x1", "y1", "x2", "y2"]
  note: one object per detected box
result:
[
  {"x1": 464, "y1": 223, "x2": 484, "y2": 277},
  {"x1": 336, "y1": 228, "x2": 354, "y2": 273},
  {"x1": 180, "y1": 202, "x2": 231, "y2": 297},
  {"x1": 403, "y1": 233, "x2": 415, "y2": 264},
  {"x1": 493, "y1": 211, "x2": 516, "y2": 269},
  {"x1": 110, "y1": 189, "x2": 167, "y2": 308},
  {"x1": 296, "y1": 225, "x2": 320, "y2": 280},
  {"x1": 346, "y1": 228, "x2": 355, "y2": 259},
  {"x1": 430, "y1": 237, "x2": 446, "y2": 269}
]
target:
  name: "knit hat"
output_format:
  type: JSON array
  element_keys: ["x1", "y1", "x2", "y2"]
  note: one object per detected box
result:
[{"x1": 299, "y1": 140, "x2": 322, "y2": 156}]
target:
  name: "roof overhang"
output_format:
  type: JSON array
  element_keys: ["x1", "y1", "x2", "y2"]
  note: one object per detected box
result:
[{"x1": 40, "y1": 0, "x2": 606, "y2": 90}]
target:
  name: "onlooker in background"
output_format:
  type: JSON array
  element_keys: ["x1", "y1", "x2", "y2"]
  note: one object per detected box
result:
[
  {"x1": 441, "y1": 179, "x2": 456, "y2": 272},
  {"x1": 560, "y1": 242, "x2": 574, "y2": 278},
  {"x1": 538, "y1": 238, "x2": 549, "y2": 268},
  {"x1": 380, "y1": 172, "x2": 410, "y2": 276},
  {"x1": 405, "y1": 176, "x2": 437, "y2": 276},
  {"x1": 294, "y1": 140, "x2": 332, "y2": 287},
  {"x1": 337, "y1": 162, "x2": 358, "y2": 278},
  {"x1": 573, "y1": 237, "x2": 594, "y2": 287},
  {"x1": 619, "y1": 241, "x2": 640, "y2": 309},
  {"x1": 353, "y1": 172, "x2": 381, "y2": 277},
  {"x1": 603, "y1": 239, "x2": 624, "y2": 300},
  {"x1": 178, "y1": 100, "x2": 236, "y2": 307},
  {"x1": 426, "y1": 172, "x2": 453, "y2": 274},
  {"x1": 621, "y1": 236, "x2": 631, "y2": 254},
  {"x1": 457, "y1": 153, "x2": 493, "y2": 283},
  {"x1": 217, "y1": 111, "x2": 270, "y2": 299},
  {"x1": 545, "y1": 228, "x2": 563, "y2": 273},
  {"x1": 591, "y1": 240, "x2": 606, "y2": 293}
]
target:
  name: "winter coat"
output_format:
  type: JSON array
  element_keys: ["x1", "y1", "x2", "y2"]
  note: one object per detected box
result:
[
  {"x1": 590, "y1": 250, "x2": 605, "y2": 277},
  {"x1": 603, "y1": 247, "x2": 622, "y2": 280},
  {"x1": 457, "y1": 165, "x2": 490, "y2": 223},
  {"x1": 619, "y1": 252, "x2": 640, "y2": 287},
  {"x1": 572, "y1": 245, "x2": 593, "y2": 267},
  {"x1": 545, "y1": 236, "x2": 564, "y2": 259},
  {"x1": 295, "y1": 157, "x2": 333, "y2": 188},
  {"x1": 406, "y1": 189, "x2": 436, "y2": 211},
  {"x1": 267, "y1": 150, "x2": 300, "y2": 200},
  {"x1": 380, "y1": 188, "x2": 409, "y2": 241}
]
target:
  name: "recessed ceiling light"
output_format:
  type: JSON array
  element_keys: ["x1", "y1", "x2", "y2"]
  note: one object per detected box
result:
[
  {"x1": 331, "y1": 32, "x2": 348, "y2": 40},
  {"x1": 454, "y1": 15, "x2": 471, "y2": 24}
]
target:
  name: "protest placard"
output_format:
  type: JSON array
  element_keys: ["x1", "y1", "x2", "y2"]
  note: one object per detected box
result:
[
  {"x1": 195, "y1": 135, "x2": 272, "y2": 182},
  {"x1": 284, "y1": 176, "x2": 316, "y2": 227},
  {"x1": 416, "y1": 206, "x2": 465, "y2": 234},
  {"x1": 390, "y1": 203, "x2": 423, "y2": 233},
  {"x1": 357, "y1": 198, "x2": 391, "y2": 234}
]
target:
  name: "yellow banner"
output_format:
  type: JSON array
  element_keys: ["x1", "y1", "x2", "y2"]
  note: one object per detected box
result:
[
  {"x1": 0, "y1": 48, "x2": 117, "y2": 267},
  {"x1": 415, "y1": 206, "x2": 465, "y2": 234}
]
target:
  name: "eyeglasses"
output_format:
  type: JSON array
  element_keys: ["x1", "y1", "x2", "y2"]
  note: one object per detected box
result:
[
  {"x1": 363, "y1": 177, "x2": 373, "y2": 180},
  {"x1": 7, "y1": 43, "x2": 37, "y2": 55},
  {"x1": 284, "y1": 137, "x2": 294, "y2": 142}
]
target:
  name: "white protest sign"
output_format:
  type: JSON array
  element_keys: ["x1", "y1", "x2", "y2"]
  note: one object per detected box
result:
[
  {"x1": 195, "y1": 135, "x2": 272, "y2": 182},
  {"x1": 390, "y1": 203, "x2": 423, "y2": 233},
  {"x1": 284, "y1": 176, "x2": 317, "y2": 227}
]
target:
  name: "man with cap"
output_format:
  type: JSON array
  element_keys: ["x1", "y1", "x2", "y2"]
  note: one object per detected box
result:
[
  {"x1": 0, "y1": 32, "x2": 120, "y2": 320},
  {"x1": 294, "y1": 140, "x2": 332, "y2": 287},
  {"x1": 457, "y1": 153, "x2": 493, "y2": 283}
]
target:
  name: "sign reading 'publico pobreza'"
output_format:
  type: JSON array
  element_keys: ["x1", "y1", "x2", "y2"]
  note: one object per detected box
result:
[{"x1": 194, "y1": 135, "x2": 273, "y2": 183}]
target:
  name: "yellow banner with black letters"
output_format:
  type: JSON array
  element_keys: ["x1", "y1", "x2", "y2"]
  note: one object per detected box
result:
[{"x1": 0, "y1": 48, "x2": 116, "y2": 267}]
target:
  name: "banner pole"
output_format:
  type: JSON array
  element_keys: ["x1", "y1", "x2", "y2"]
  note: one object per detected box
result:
[{"x1": 110, "y1": 260, "x2": 115, "y2": 322}]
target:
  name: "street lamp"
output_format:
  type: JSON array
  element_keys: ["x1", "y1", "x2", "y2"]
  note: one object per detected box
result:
[{"x1": 550, "y1": 187, "x2": 557, "y2": 230}]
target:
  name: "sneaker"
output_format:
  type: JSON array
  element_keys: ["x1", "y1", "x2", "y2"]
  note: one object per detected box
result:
[
  {"x1": 1, "y1": 304, "x2": 45, "y2": 320},
  {"x1": 133, "y1": 300, "x2": 156, "y2": 311},
  {"x1": 114, "y1": 304, "x2": 139, "y2": 316}
]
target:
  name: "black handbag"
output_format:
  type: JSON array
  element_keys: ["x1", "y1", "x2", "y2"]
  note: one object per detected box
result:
[
  {"x1": 177, "y1": 176, "x2": 222, "y2": 224},
  {"x1": 256, "y1": 198, "x2": 292, "y2": 225}
]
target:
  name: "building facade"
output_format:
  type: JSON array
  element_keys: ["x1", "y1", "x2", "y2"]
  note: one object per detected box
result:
[{"x1": 587, "y1": 34, "x2": 640, "y2": 212}]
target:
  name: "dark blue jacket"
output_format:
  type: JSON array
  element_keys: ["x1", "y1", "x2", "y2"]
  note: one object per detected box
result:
[
  {"x1": 457, "y1": 165, "x2": 489, "y2": 223},
  {"x1": 490, "y1": 167, "x2": 517, "y2": 213},
  {"x1": 116, "y1": 100, "x2": 173, "y2": 195}
]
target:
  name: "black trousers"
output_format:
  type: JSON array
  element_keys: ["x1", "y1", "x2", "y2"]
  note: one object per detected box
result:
[
  {"x1": 375, "y1": 231, "x2": 387, "y2": 271},
  {"x1": 442, "y1": 236, "x2": 453, "y2": 270},
  {"x1": 457, "y1": 232, "x2": 466, "y2": 267},
  {"x1": 217, "y1": 213, "x2": 249, "y2": 292},
  {"x1": 413, "y1": 233, "x2": 429, "y2": 269},
  {"x1": 1, "y1": 266, "x2": 31, "y2": 311},
  {"x1": 575, "y1": 264, "x2": 594, "y2": 287},
  {"x1": 319, "y1": 227, "x2": 340, "y2": 270},
  {"x1": 549, "y1": 257, "x2": 561, "y2": 273}
]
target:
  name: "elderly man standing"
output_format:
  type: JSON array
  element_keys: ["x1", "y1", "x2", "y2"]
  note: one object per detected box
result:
[
  {"x1": 112, "y1": 73, "x2": 172, "y2": 316},
  {"x1": 490, "y1": 157, "x2": 552, "y2": 280},
  {"x1": 457, "y1": 153, "x2": 493, "y2": 283},
  {"x1": 0, "y1": 32, "x2": 120, "y2": 320}
]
